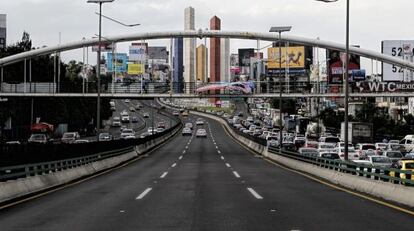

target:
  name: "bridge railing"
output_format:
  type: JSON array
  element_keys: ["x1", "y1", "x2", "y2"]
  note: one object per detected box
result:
[
  {"x1": 267, "y1": 146, "x2": 414, "y2": 186},
  {"x1": 0, "y1": 80, "x2": 346, "y2": 95}
]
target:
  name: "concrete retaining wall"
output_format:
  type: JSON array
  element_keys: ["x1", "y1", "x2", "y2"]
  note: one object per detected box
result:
[
  {"x1": 192, "y1": 110, "x2": 414, "y2": 208},
  {"x1": 0, "y1": 125, "x2": 181, "y2": 204}
]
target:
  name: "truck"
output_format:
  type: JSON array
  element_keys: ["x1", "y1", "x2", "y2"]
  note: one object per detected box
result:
[
  {"x1": 306, "y1": 122, "x2": 326, "y2": 140},
  {"x1": 28, "y1": 122, "x2": 55, "y2": 144},
  {"x1": 341, "y1": 122, "x2": 373, "y2": 144}
]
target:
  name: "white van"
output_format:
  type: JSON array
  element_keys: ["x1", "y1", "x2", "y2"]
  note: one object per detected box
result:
[{"x1": 400, "y1": 135, "x2": 414, "y2": 153}]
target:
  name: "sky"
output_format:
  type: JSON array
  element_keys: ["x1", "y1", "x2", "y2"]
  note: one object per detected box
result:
[{"x1": 1, "y1": 0, "x2": 414, "y2": 74}]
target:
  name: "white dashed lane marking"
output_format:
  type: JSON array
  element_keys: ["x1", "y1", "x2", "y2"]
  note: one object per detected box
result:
[
  {"x1": 160, "y1": 172, "x2": 168, "y2": 178},
  {"x1": 247, "y1": 188, "x2": 263, "y2": 200},
  {"x1": 179, "y1": 156, "x2": 183, "y2": 160},
  {"x1": 136, "y1": 188, "x2": 152, "y2": 200},
  {"x1": 233, "y1": 171, "x2": 241, "y2": 178},
  {"x1": 171, "y1": 163, "x2": 177, "y2": 168},
  {"x1": 226, "y1": 163, "x2": 231, "y2": 168}
]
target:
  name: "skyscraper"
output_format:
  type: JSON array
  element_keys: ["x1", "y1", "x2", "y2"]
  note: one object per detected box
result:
[
  {"x1": 173, "y1": 38, "x2": 184, "y2": 93},
  {"x1": 0, "y1": 14, "x2": 6, "y2": 49},
  {"x1": 209, "y1": 16, "x2": 221, "y2": 83},
  {"x1": 196, "y1": 44, "x2": 207, "y2": 82},
  {"x1": 184, "y1": 7, "x2": 195, "y2": 92},
  {"x1": 220, "y1": 38, "x2": 230, "y2": 82}
]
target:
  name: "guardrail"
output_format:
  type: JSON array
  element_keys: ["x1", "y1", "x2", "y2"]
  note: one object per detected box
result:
[
  {"x1": 268, "y1": 146, "x2": 414, "y2": 186},
  {"x1": 0, "y1": 111, "x2": 182, "y2": 181}
]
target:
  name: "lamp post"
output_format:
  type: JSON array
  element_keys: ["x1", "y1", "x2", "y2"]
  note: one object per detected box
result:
[
  {"x1": 270, "y1": 26, "x2": 292, "y2": 153},
  {"x1": 87, "y1": 0, "x2": 114, "y2": 134},
  {"x1": 315, "y1": 0, "x2": 349, "y2": 160}
]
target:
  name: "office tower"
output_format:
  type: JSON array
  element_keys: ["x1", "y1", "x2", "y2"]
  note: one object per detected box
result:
[
  {"x1": 184, "y1": 7, "x2": 195, "y2": 92},
  {"x1": 209, "y1": 16, "x2": 221, "y2": 83},
  {"x1": 0, "y1": 14, "x2": 6, "y2": 49},
  {"x1": 220, "y1": 38, "x2": 230, "y2": 82},
  {"x1": 196, "y1": 44, "x2": 207, "y2": 82},
  {"x1": 173, "y1": 38, "x2": 184, "y2": 93}
]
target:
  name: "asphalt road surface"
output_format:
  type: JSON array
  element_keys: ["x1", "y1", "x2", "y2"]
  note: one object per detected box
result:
[{"x1": 0, "y1": 114, "x2": 413, "y2": 230}]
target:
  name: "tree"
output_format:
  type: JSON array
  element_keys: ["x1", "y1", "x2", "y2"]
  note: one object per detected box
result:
[{"x1": 270, "y1": 98, "x2": 297, "y2": 115}]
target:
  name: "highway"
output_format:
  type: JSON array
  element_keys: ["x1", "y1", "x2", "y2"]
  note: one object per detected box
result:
[{"x1": 0, "y1": 114, "x2": 413, "y2": 230}]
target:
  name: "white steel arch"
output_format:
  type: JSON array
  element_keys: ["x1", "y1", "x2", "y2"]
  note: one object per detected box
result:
[{"x1": 0, "y1": 30, "x2": 413, "y2": 70}]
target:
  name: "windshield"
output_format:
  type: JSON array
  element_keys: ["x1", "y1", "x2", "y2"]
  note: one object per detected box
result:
[
  {"x1": 372, "y1": 157, "x2": 391, "y2": 163},
  {"x1": 386, "y1": 152, "x2": 402, "y2": 158},
  {"x1": 31, "y1": 134, "x2": 46, "y2": 140},
  {"x1": 405, "y1": 163, "x2": 414, "y2": 169},
  {"x1": 362, "y1": 145, "x2": 375, "y2": 150},
  {"x1": 325, "y1": 137, "x2": 340, "y2": 143},
  {"x1": 63, "y1": 133, "x2": 75, "y2": 138}
]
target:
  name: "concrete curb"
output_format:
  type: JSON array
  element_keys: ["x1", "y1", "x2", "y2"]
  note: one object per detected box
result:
[
  {"x1": 0, "y1": 125, "x2": 181, "y2": 205},
  {"x1": 192, "y1": 110, "x2": 414, "y2": 208}
]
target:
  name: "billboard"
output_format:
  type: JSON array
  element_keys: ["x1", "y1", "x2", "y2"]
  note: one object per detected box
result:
[
  {"x1": 148, "y1": 47, "x2": 168, "y2": 61},
  {"x1": 238, "y1": 49, "x2": 255, "y2": 67},
  {"x1": 327, "y1": 48, "x2": 360, "y2": 84},
  {"x1": 127, "y1": 63, "x2": 145, "y2": 75},
  {"x1": 382, "y1": 40, "x2": 414, "y2": 81},
  {"x1": 107, "y1": 53, "x2": 128, "y2": 72},
  {"x1": 129, "y1": 45, "x2": 146, "y2": 61},
  {"x1": 267, "y1": 46, "x2": 305, "y2": 69}
]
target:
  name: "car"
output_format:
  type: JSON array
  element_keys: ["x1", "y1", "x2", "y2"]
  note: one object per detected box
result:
[
  {"x1": 139, "y1": 132, "x2": 150, "y2": 139},
  {"x1": 182, "y1": 127, "x2": 192, "y2": 136},
  {"x1": 181, "y1": 110, "x2": 189, "y2": 117},
  {"x1": 74, "y1": 140, "x2": 90, "y2": 144},
  {"x1": 157, "y1": 127, "x2": 165, "y2": 133},
  {"x1": 131, "y1": 116, "x2": 139, "y2": 123},
  {"x1": 120, "y1": 126, "x2": 128, "y2": 132},
  {"x1": 246, "y1": 116, "x2": 254, "y2": 123},
  {"x1": 298, "y1": 148, "x2": 319, "y2": 158},
  {"x1": 388, "y1": 140, "x2": 400, "y2": 144},
  {"x1": 223, "y1": 113, "x2": 230, "y2": 118},
  {"x1": 28, "y1": 133, "x2": 49, "y2": 144},
  {"x1": 135, "y1": 103, "x2": 143, "y2": 110},
  {"x1": 319, "y1": 151, "x2": 340, "y2": 160},
  {"x1": 237, "y1": 112, "x2": 244, "y2": 117},
  {"x1": 124, "y1": 99, "x2": 130, "y2": 103},
  {"x1": 196, "y1": 119, "x2": 204, "y2": 125},
  {"x1": 120, "y1": 129, "x2": 135, "y2": 139},
  {"x1": 185, "y1": 123, "x2": 193, "y2": 130},
  {"x1": 61, "y1": 132, "x2": 80, "y2": 144},
  {"x1": 294, "y1": 136, "x2": 306, "y2": 148},
  {"x1": 375, "y1": 143, "x2": 388, "y2": 155},
  {"x1": 355, "y1": 143, "x2": 377, "y2": 159},
  {"x1": 336, "y1": 142, "x2": 354, "y2": 149},
  {"x1": 129, "y1": 106, "x2": 136, "y2": 112},
  {"x1": 196, "y1": 129, "x2": 207, "y2": 137},
  {"x1": 387, "y1": 143, "x2": 405, "y2": 152},
  {"x1": 383, "y1": 150, "x2": 403, "y2": 163},
  {"x1": 337, "y1": 147, "x2": 360, "y2": 160},
  {"x1": 305, "y1": 140, "x2": 318, "y2": 149},
  {"x1": 368, "y1": 155, "x2": 393, "y2": 168},
  {"x1": 157, "y1": 122, "x2": 166, "y2": 129},
  {"x1": 99, "y1": 133, "x2": 113, "y2": 142},
  {"x1": 112, "y1": 117, "x2": 121, "y2": 127},
  {"x1": 148, "y1": 127, "x2": 157, "y2": 134},
  {"x1": 121, "y1": 115, "x2": 130, "y2": 123},
  {"x1": 317, "y1": 143, "x2": 336, "y2": 152},
  {"x1": 120, "y1": 111, "x2": 129, "y2": 116},
  {"x1": 5, "y1": 141, "x2": 21, "y2": 145},
  {"x1": 143, "y1": 113, "x2": 150, "y2": 118},
  {"x1": 390, "y1": 160, "x2": 414, "y2": 184},
  {"x1": 173, "y1": 111, "x2": 180, "y2": 116}
]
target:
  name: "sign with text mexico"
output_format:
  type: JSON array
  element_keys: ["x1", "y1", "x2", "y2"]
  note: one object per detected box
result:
[{"x1": 382, "y1": 40, "x2": 414, "y2": 81}]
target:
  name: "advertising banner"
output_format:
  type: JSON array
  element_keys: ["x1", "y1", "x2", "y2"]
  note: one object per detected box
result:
[
  {"x1": 127, "y1": 63, "x2": 145, "y2": 75},
  {"x1": 352, "y1": 69, "x2": 366, "y2": 81},
  {"x1": 107, "y1": 53, "x2": 128, "y2": 72},
  {"x1": 129, "y1": 45, "x2": 146, "y2": 61},
  {"x1": 382, "y1": 40, "x2": 414, "y2": 81},
  {"x1": 327, "y1": 49, "x2": 360, "y2": 84},
  {"x1": 267, "y1": 46, "x2": 305, "y2": 69},
  {"x1": 230, "y1": 54, "x2": 239, "y2": 67},
  {"x1": 238, "y1": 49, "x2": 255, "y2": 67},
  {"x1": 409, "y1": 98, "x2": 414, "y2": 115},
  {"x1": 148, "y1": 47, "x2": 168, "y2": 61}
]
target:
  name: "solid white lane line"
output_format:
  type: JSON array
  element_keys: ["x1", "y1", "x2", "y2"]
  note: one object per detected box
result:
[
  {"x1": 226, "y1": 163, "x2": 231, "y2": 168},
  {"x1": 171, "y1": 163, "x2": 177, "y2": 168},
  {"x1": 160, "y1": 172, "x2": 168, "y2": 178},
  {"x1": 221, "y1": 156, "x2": 225, "y2": 160},
  {"x1": 233, "y1": 171, "x2": 241, "y2": 178},
  {"x1": 136, "y1": 188, "x2": 152, "y2": 200},
  {"x1": 247, "y1": 188, "x2": 263, "y2": 200},
  {"x1": 179, "y1": 155, "x2": 183, "y2": 160}
]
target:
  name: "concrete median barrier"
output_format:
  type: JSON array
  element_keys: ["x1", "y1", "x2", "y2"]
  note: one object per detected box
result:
[{"x1": 0, "y1": 124, "x2": 181, "y2": 205}]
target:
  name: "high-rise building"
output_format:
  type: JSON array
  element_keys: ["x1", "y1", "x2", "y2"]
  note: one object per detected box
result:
[
  {"x1": 196, "y1": 44, "x2": 207, "y2": 82},
  {"x1": 0, "y1": 14, "x2": 6, "y2": 49},
  {"x1": 220, "y1": 38, "x2": 230, "y2": 82},
  {"x1": 173, "y1": 38, "x2": 184, "y2": 93},
  {"x1": 184, "y1": 7, "x2": 195, "y2": 92},
  {"x1": 210, "y1": 16, "x2": 221, "y2": 83}
]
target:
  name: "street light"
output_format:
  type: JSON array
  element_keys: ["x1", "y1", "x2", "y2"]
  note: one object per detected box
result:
[
  {"x1": 315, "y1": 0, "x2": 349, "y2": 160},
  {"x1": 87, "y1": 0, "x2": 114, "y2": 134},
  {"x1": 269, "y1": 26, "x2": 292, "y2": 153}
]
